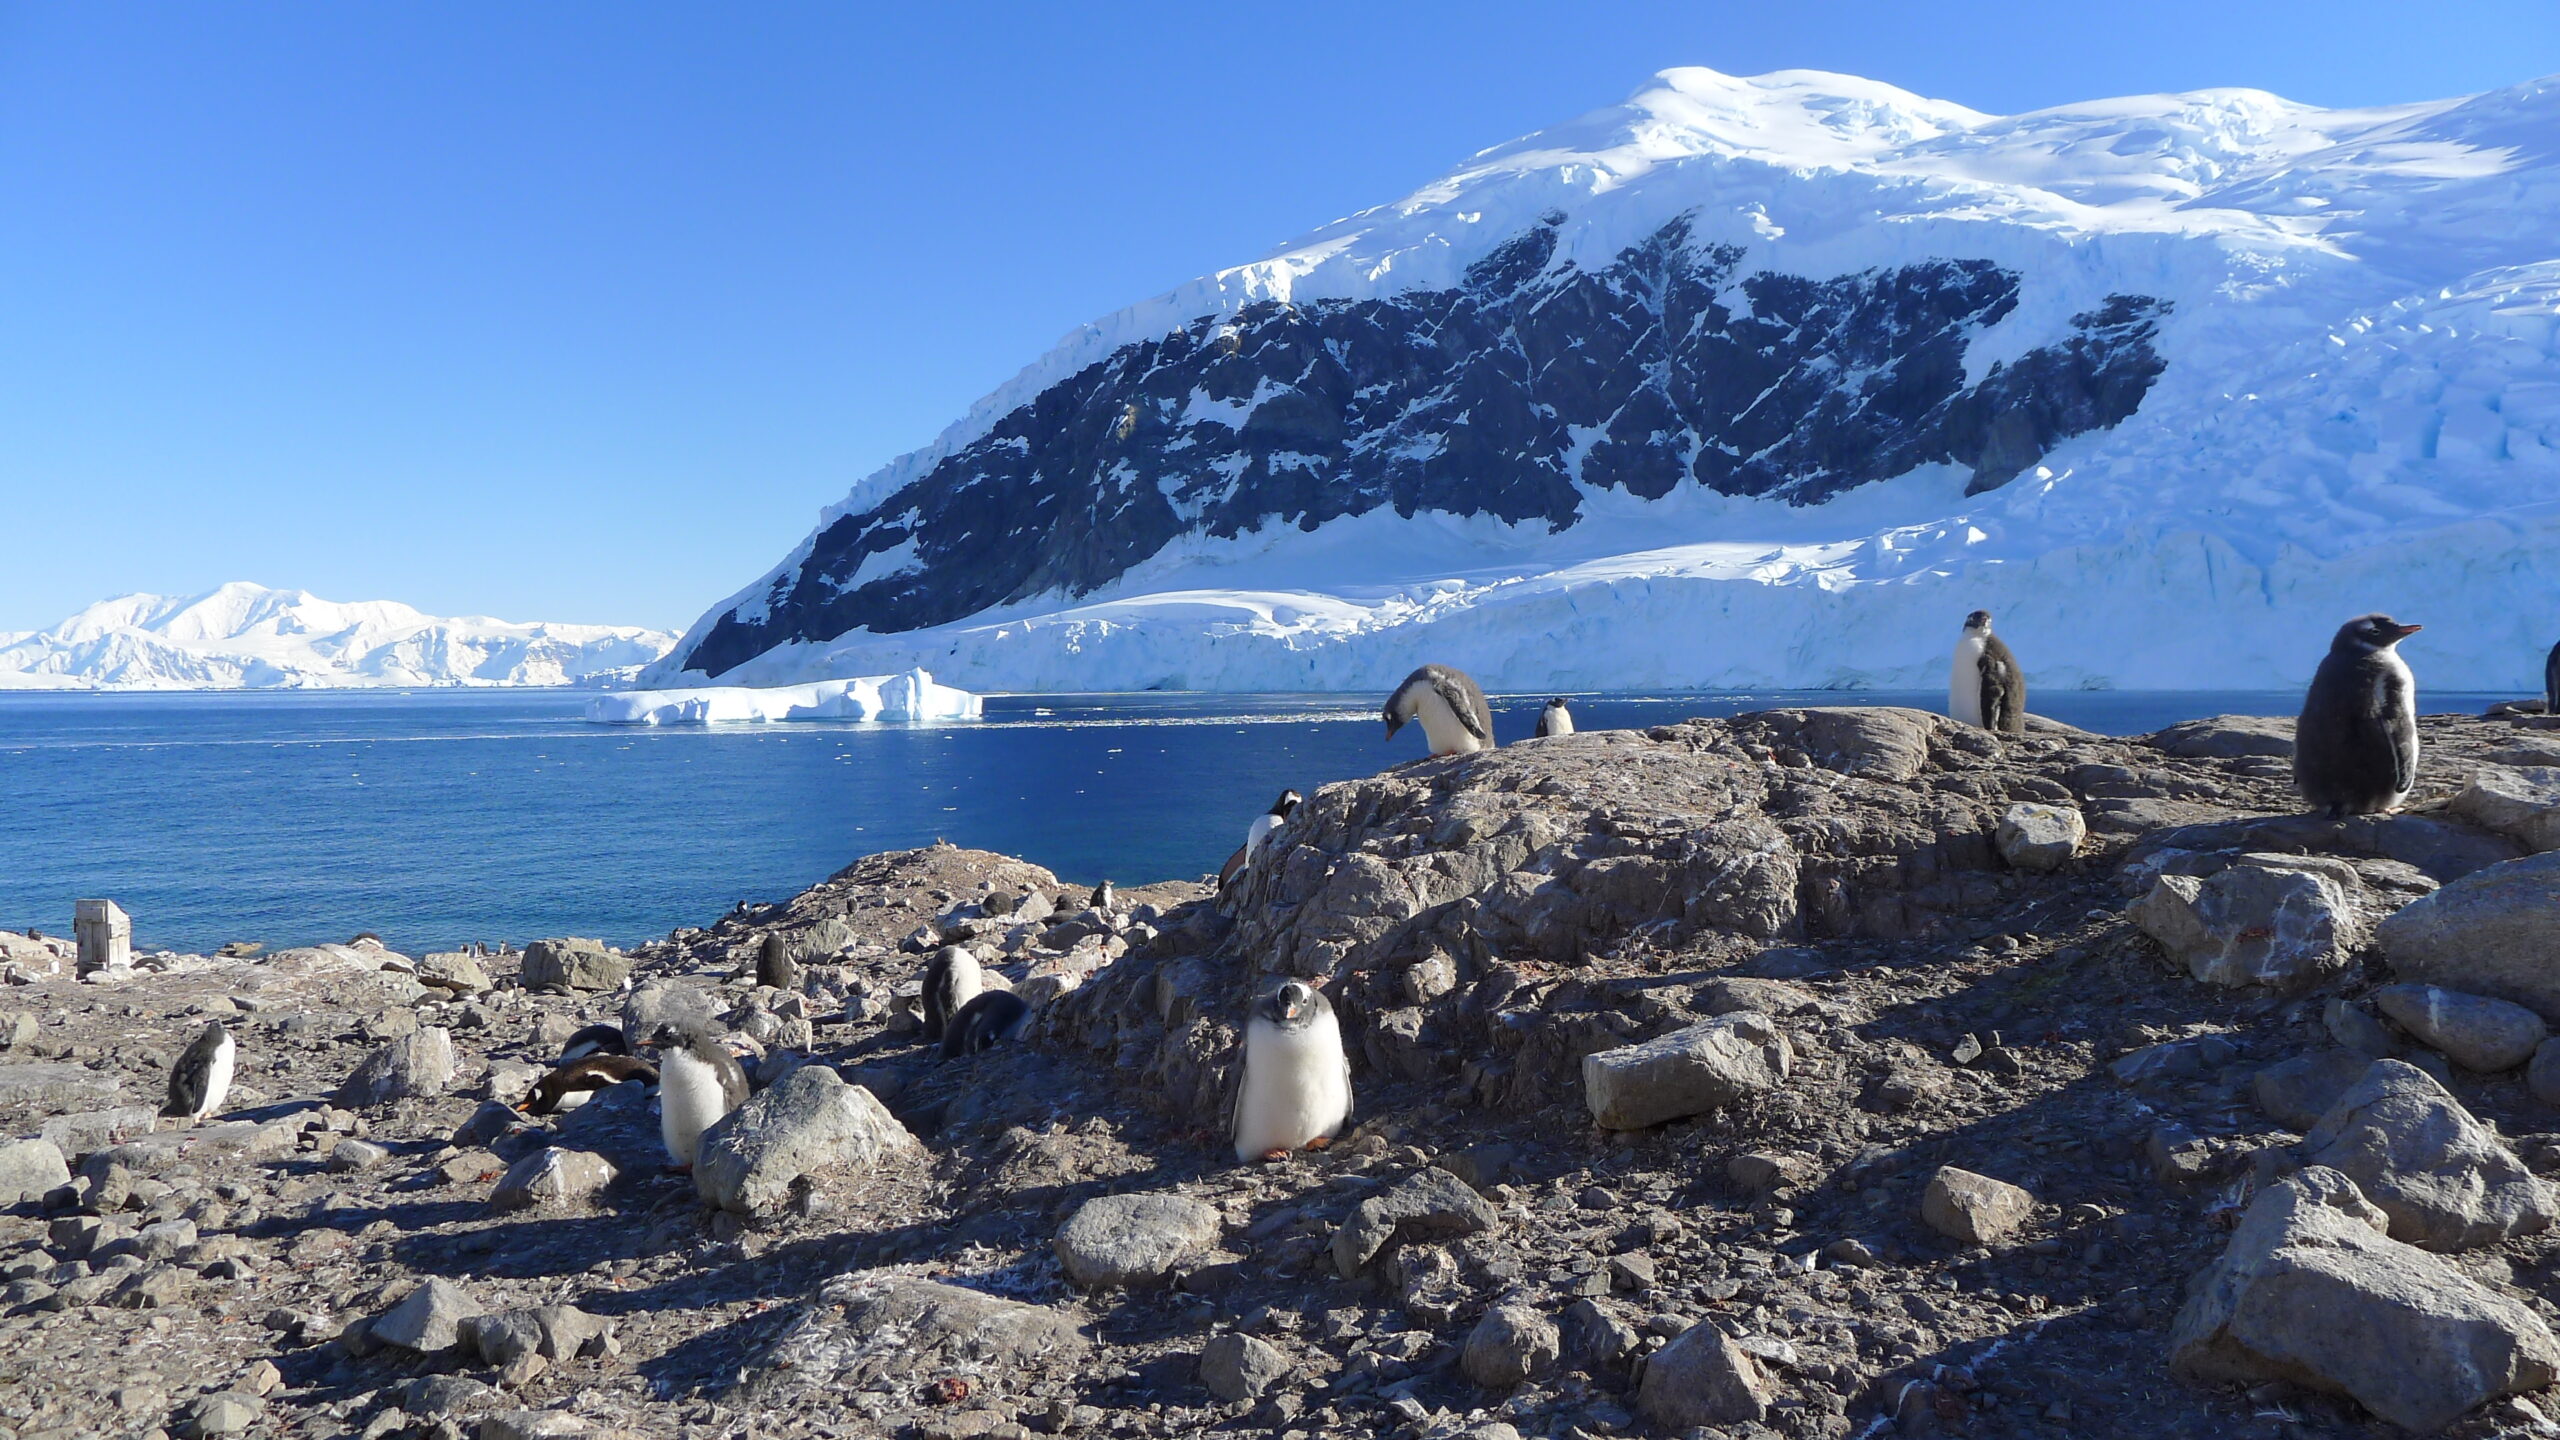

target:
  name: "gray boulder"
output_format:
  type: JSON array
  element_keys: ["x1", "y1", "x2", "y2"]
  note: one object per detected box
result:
[
  {"x1": 2169, "y1": 1166, "x2": 2559, "y2": 1433},
  {"x1": 1199, "y1": 1332, "x2": 1289, "y2": 1402},
  {"x1": 694, "y1": 1064, "x2": 920, "y2": 1218},
  {"x1": 2150, "y1": 714, "x2": 2296, "y2": 759},
  {"x1": 2130, "y1": 855, "x2": 2363, "y2": 991},
  {"x1": 1333, "y1": 1168, "x2": 1502, "y2": 1276},
  {"x1": 2532, "y1": 1038, "x2": 2560, "y2": 1107},
  {"x1": 339, "y1": 1027, "x2": 457, "y2": 1106},
  {"x1": 370, "y1": 1278, "x2": 486, "y2": 1354},
  {"x1": 417, "y1": 951, "x2": 493, "y2": 994},
  {"x1": 1581, "y1": 1011, "x2": 1792, "y2": 1130},
  {"x1": 1693, "y1": 977, "x2": 1816, "y2": 1016},
  {"x1": 2373, "y1": 984, "x2": 2547, "y2": 1072},
  {"x1": 1054, "y1": 1191, "x2": 1221, "y2": 1289},
  {"x1": 1921, "y1": 1166, "x2": 2036, "y2": 1246},
  {"x1": 460, "y1": 1305, "x2": 610, "y2": 1366},
  {"x1": 520, "y1": 938, "x2": 629, "y2": 993},
  {"x1": 2302, "y1": 1059, "x2": 2554, "y2": 1251},
  {"x1": 2253, "y1": 1051, "x2": 2374, "y2": 1132},
  {"x1": 1996, "y1": 802, "x2": 2086, "y2": 872},
  {"x1": 35, "y1": 1105, "x2": 155, "y2": 1160},
  {"x1": 741, "y1": 1272, "x2": 1087, "y2": 1405},
  {"x1": 0, "y1": 1063, "x2": 122, "y2": 1115},
  {"x1": 1636, "y1": 1318, "x2": 1772, "y2": 1429},
  {"x1": 2449, "y1": 765, "x2": 2560, "y2": 853},
  {"x1": 490, "y1": 1148, "x2": 618, "y2": 1212},
  {"x1": 622, "y1": 979, "x2": 720, "y2": 1039},
  {"x1": 1461, "y1": 1303, "x2": 1559, "y2": 1389},
  {"x1": 0, "y1": 1137, "x2": 68, "y2": 1204},
  {"x1": 2379, "y1": 851, "x2": 2560, "y2": 1021}
]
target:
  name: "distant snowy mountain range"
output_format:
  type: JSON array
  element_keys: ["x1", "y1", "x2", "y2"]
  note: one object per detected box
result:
[
  {"x1": 0, "y1": 583, "x2": 676, "y2": 690},
  {"x1": 651, "y1": 65, "x2": 2560, "y2": 695}
]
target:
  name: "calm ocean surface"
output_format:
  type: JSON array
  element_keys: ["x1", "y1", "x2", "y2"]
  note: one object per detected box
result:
[{"x1": 0, "y1": 688, "x2": 2510, "y2": 955}]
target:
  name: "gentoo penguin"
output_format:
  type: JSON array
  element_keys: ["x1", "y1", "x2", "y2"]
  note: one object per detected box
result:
[
  {"x1": 1948, "y1": 610, "x2": 2027, "y2": 734},
  {"x1": 520, "y1": 1054, "x2": 658, "y2": 1115},
  {"x1": 1219, "y1": 790, "x2": 1304, "y2": 891},
  {"x1": 651, "y1": 1025, "x2": 750, "y2": 1171},
  {"x1": 1534, "y1": 698, "x2": 1574, "y2": 738},
  {"x1": 1090, "y1": 880, "x2": 1116, "y2": 913},
  {"x1": 557, "y1": 1022, "x2": 629, "y2": 1065},
  {"x1": 919, "y1": 945, "x2": 983, "y2": 1043},
  {"x1": 1383, "y1": 664, "x2": 1495, "y2": 756},
  {"x1": 1230, "y1": 979, "x2": 1351, "y2": 1163},
  {"x1": 756, "y1": 932, "x2": 799, "y2": 992},
  {"x1": 162, "y1": 1021, "x2": 236, "y2": 1128},
  {"x1": 2297, "y1": 614, "x2": 2424, "y2": 819},
  {"x1": 2546, "y1": 637, "x2": 2559, "y2": 717},
  {"x1": 941, "y1": 990, "x2": 1033, "y2": 1059}
]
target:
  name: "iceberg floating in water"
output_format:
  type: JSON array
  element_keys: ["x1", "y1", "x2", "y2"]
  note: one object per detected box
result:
[{"x1": 584, "y1": 669, "x2": 982, "y2": 726}]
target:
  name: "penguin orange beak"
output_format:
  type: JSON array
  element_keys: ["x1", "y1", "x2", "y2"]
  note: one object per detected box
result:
[{"x1": 2390, "y1": 622, "x2": 2423, "y2": 638}]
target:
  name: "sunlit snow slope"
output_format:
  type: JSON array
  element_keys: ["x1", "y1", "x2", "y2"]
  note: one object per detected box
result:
[
  {"x1": 0, "y1": 583, "x2": 676, "y2": 690},
  {"x1": 660, "y1": 67, "x2": 2560, "y2": 694}
]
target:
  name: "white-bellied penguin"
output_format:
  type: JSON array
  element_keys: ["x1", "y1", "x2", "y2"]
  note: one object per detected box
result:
[
  {"x1": 1948, "y1": 610, "x2": 2027, "y2": 734},
  {"x1": 1230, "y1": 978, "x2": 1351, "y2": 1163},
  {"x1": 1383, "y1": 664, "x2": 1495, "y2": 756},
  {"x1": 162, "y1": 1021, "x2": 236, "y2": 1127}
]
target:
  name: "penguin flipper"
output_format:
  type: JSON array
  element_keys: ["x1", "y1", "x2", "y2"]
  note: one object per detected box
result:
[{"x1": 2387, "y1": 704, "x2": 2420, "y2": 794}]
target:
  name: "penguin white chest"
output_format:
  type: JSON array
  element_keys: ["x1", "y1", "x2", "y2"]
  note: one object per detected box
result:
[
  {"x1": 1234, "y1": 1010, "x2": 1352, "y2": 1161},
  {"x1": 1245, "y1": 812, "x2": 1283, "y2": 860},
  {"x1": 1948, "y1": 635, "x2": 1989, "y2": 727},
  {"x1": 192, "y1": 1035, "x2": 236, "y2": 1122},
  {"x1": 1409, "y1": 688, "x2": 1485, "y2": 755},
  {"x1": 1541, "y1": 707, "x2": 1574, "y2": 737},
  {"x1": 658, "y1": 1050, "x2": 732, "y2": 1168}
]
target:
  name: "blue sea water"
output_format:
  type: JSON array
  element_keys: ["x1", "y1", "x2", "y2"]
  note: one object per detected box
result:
[{"x1": 0, "y1": 688, "x2": 2511, "y2": 955}]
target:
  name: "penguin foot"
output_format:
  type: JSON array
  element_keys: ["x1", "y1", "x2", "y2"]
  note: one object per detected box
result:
[
  {"x1": 1259, "y1": 1148, "x2": 1292, "y2": 1163},
  {"x1": 1305, "y1": 1136, "x2": 1334, "y2": 1151}
]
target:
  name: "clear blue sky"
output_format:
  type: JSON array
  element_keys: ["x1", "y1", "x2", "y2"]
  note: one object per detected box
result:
[{"x1": 2, "y1": 2, "x2": 2552, "y2": 633}]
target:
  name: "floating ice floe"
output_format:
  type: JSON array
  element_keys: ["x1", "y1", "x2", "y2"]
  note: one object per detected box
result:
[{"x1": 584, "y1": 669, "x2": 981, "y2": 726}]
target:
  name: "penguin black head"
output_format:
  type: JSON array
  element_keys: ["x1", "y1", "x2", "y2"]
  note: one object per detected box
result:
[
  {"x1": 1256, "y1": 978, "x2": 1329, "y2": 1031},
  {"x1": 2334, "y1": 613, "x2": 2422, "y2": 654},
  {"x1": 1963, "y1": 610, "x2": 1994, "y2": 633},
  {"x1": 1270, "y1": 789, "x2": 1303, "y2": 819}
]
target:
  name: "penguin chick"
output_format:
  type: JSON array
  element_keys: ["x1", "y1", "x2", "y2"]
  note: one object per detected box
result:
[
  {"x1": 1534, "y1": 698, "x2": 1574, "y2": 738},
  {"x1": 2297, "y1": 613, "x2": 2424, "y2": 819},
  {"x1": 162, "y1": 1021, "x2": 236, "y2": 1127},
  {"x1": 650, "y1": 1025, "x2": 750, "y2": 1171},
  {"x1": 919, "y1": 945, "x2": 983, "y2": 1043},
  {"x1": 757, "y1": 931, "x2": 800, "y2": 991},
  {"x1": 940, "y1": 990, "x2": 1033, "y2": 1059},
  {"x1": 1090, "y1": 880, "x2": 1116, "y2": 913},
  {"x1": 521, "y1": 1054, "x2": 658, "y2": 1116},
  {"x1": 1948, "y1": 611, "x2": 2027, "y2": 734},
  {"x1": 1230, "y1": 980, "x2": 1351, "y2": 1163},
  {"x1": 556, "y1": 1022, "x2": 629, "y2": 1065},
  {"x1": 1383, "y1": 664, "x2": 1495, "y2": 756}
]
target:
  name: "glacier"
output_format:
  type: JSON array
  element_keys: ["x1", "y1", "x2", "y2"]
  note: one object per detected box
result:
[
  {"x1": 0, "y1": 583, "x2": 677, "y2": 691},
  {"x1": 654, "y1": 67, "x2": 2560, "y2": 694},
  {"x1": 583, "y1": 669, "x2": 982, "y2": 726}
]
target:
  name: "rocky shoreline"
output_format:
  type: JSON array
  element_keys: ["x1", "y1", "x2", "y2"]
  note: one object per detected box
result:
[{"x1": 5, "y1": 705, "x2": 2560, "y2": 1440}]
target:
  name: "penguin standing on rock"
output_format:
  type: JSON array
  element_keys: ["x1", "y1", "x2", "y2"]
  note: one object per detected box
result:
[
  {"x1": 2544, "y1": 637, "x2": 2559, "y2": 717},
  {"x1": 1219, "y1": 790, "x2": 1303, "y2": 892},
  {"x1": 1535, "y1": 698, "x2": 1575, "y2": 738},
  {"x1": 1089, "y1": 880, "x2": 1116, "y2": 913},
  {"x1": 941, "y1": 990, "x2": 1033, "y2": 1058},
  {"x1": 757, "y1": 932, "x2": 800, "y2": 992},
  {"x1": 1948, "y1": 610, "x2": 2027, "y2": 734},
  {"x1": 919, "y1": 945, "x2": 983, "y2": 1043},
  {"x1": 1230, "y1": 979, "x2": 1351, "y2": 1163},
  {"x1": 2297, "y1": 614, "x2": 2424, "y2": 819},
  {"x1": 162, "y1": 1021, "x2": 235, "y2": 1127},
  {"x1": 520, "y1": 1054, "x2": 658, "y2": 1115},
  {"x1": 1384, "y1": 664, "x2": 1495, "y2": 756},
  {"x1": 650, "y1": 1025, "x2": 750, "y2": 1171}
]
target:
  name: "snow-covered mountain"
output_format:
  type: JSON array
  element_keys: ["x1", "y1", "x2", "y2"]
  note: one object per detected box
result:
[
  {"x1": 0, "y1": 583, "x2": 677, "y2": 690},
  {"x1": 655, "y1": 67, "x2": 2560, "y2": 694}
]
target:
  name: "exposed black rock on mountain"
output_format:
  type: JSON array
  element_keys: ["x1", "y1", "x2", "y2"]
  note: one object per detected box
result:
[{"x1": 680, "y1": 216, "x2": 2164, "y2": 678}]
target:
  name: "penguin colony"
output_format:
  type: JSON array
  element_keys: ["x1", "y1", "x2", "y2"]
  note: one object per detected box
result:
[{"x1": 144, "y1": 605, "x2": 2524, "y2": 1186}]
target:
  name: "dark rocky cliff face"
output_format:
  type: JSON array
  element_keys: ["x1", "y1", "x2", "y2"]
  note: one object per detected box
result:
[{"x1": 683, "y1": 217, "x2": 2167, "y2": 678}]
